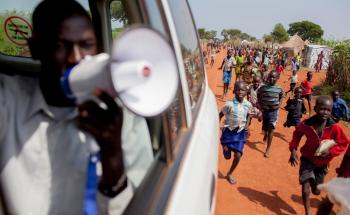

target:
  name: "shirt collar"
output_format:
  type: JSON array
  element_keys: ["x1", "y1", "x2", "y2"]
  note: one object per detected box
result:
[
  {"x1": 27, "y1": 83, "x2": 77, "y2": 121},
  {"x1": 304, "y1": 115, "x2": 336, "y2": 127}
]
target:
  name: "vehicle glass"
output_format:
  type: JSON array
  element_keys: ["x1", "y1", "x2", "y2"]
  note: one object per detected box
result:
[
  {"x1": 142, "y1": 0, "x2": 167, "y2": 37},
  {"x1": 143, "y1": 0, "x2": 187, "y2": 144},
  {"x1": 0, "y1": 0, "x2": 90, "y2": 58},
  {"x1": 110, "y1": 0, "x2": 129, "y2": 40},
  {"x1": 167, "y1": 0, "x2": 205, "y2": 109}
]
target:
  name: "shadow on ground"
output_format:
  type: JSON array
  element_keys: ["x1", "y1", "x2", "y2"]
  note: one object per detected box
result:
[
  {"x1": 245, "y1": 140, "x2": 265, "y2": 155},
  {"x1": 290, "y1": 194, "x2": 322, "y2": 208},
  {"x1": 218, "y1": 171, "x2": 226, "y2": 180},
  {"x1": 237, "y1": 187, "x2": 297, "y2": 215},
  {"x1": 274, "y1": 131, "x2": 290, "y2": 143}
]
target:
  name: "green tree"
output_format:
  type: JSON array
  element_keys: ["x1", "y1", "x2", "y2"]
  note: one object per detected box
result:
[
  {"x1": 287, "y1": 20, "x2": 324, "y2": 42},
  {"x1": 263, "y1": 34, "x2": 273, "y2": 43},
  {"x1": 271, "y1": 23, "x2": 289, "y2": 43},
  {"x1": 198, "y1": 28, "x2": 206, "y2": 39},
  {"x1": 227, "y1": 29, "x2": 242, "y2": 40}
]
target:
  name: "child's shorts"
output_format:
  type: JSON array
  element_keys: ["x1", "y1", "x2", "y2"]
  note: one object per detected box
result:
[
  {"x1": 289, "y1": 83, "x2": 296, "y2": 91},
  {"x1": 302, "y1": 94, "x2": 312, "y2": 101},
  {"x1": 223, "y1": 70, "x2": 232, "y2": 84},
  {"x1": 284, "y1": 116, "x2": 301, "y2": 127},
  {"x1": 336, "y1": 154, "x2": 350, "y2": 178},
  {"x1": 299, "y1": 157, "x2": 328, "y2": 185},
  {"x1": 220, "y1": 128, "x2": 246, "y2": 159},
  {"x1": 262, "y1": 109, "x2": 279, "y2": 131}
]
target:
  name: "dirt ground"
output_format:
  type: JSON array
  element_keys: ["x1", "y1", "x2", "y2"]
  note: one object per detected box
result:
[{"x1": 207, "y1": 48, "x2": 350, "y2": 215}]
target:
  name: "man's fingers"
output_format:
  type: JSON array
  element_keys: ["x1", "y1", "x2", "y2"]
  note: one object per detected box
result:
[{"x1": 95, "y1": 90, "x2": 122, "y2": 117}]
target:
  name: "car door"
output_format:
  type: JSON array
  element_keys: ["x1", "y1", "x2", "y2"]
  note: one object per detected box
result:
[{"x1": 109, "y1": 0, "x2": 219, "y2": 214}]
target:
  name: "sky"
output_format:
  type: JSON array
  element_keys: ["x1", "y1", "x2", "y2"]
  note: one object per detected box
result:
[{"x1": 188, "y1": 0, "x2": 350, "y2": 40}]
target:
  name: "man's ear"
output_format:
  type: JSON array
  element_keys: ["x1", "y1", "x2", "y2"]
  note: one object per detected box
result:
[{"x1": 27, "y1": 36, "x2": 41, "y2": 60}]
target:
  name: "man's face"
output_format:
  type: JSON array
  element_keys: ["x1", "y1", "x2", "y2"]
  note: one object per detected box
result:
[
  {"x1": 48, "y1": 15, "x2": 97, "y2": 74},
  {"x1": 315, "y1": 99, "x2": 333, "y2": 121}
]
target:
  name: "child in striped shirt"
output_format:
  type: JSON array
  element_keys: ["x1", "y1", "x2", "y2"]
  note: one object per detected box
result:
[{"x1": 257, "y1": 70, "x2": 284, "y2": 158}]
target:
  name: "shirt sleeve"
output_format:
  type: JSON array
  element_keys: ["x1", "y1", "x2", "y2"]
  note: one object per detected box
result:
[
  {"x1": 289, "y1": 123, "x2": 305, "y2": 151},
  {"x1": 97, "y1": 107, "x2": 154, "y2": 213},
  {"x1": 329, "y1": 125, "x2": 350, "y2": 157}
]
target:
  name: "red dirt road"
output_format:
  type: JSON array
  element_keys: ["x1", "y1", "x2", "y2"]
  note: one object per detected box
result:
[{"x1": 207, "y1": 48, "x2": 350, "y2": 215}]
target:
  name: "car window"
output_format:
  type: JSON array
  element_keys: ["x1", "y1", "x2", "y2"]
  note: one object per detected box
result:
[
  {"x1": 167, "y1": 0, "x2": 205, "y2": 110},
  {"x1": 110, "y1": 0, "x2": 129, "y2": 40},
  {"x1": 0, "y1": 0, "x2": 90, "y2": 58}
]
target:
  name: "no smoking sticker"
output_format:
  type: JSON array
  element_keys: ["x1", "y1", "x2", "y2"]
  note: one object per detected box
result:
[{"x1": 4, "y1": 16, "x2": 32, "y2": 46}]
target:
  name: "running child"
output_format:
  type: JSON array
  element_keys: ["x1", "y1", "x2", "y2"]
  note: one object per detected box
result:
[
  {"x1": 283, "y1": 87, "x2": 306, "y2": 128},
  {"x1": 288, "y1": 96, "x2": 350, "y2": 215},
  {"x1": 235, "y1": 50, "x2": 245, "y2": 82},
  {"x1": 301, "y1": 71, "x2": 313, "y2": 116},
  {"x1": 284, "y1": 69, "x2": 298, "y2": 96},
  {"x1": 218, "y1": 49, "x2": 236, "y2": 98},
  {"x1": 257, "y1": 70, "x2": 284, "y2": 158},
  {"x1": 219, "y1": 81, "x2": 252, "y2": 184},
  {"x1": 247, "y1": 76, "x2": 262, "y2": 122}
]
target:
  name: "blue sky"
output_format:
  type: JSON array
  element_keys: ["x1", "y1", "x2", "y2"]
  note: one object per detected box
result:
[{"x1": 188, "y1": 0, "x2": 349, "y2": 40}]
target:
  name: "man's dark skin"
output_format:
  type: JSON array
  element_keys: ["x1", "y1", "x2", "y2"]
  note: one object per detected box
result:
[
  {"x1": 29, "y1": 1, "x2": 125, "y2": 193},
  {"x1": 289, "y1": 96, "x2": 333, "y2": 215}
]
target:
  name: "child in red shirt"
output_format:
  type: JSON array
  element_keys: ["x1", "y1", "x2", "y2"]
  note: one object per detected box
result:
[
  {"x1": 289, "y1": 96, "x2": 349, "y2": 215},
  {"x1": 301, "y1": 71, "x2": 313, "y2": 116},
  {"x1": 276, "y1": 61, "x2": 284, "y2": 75}
]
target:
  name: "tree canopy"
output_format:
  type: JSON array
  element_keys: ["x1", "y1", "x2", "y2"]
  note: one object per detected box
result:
[
  {"x1": 287, "y1": 20, "x2": 324, "y2": 42},
  {"x1": 198, "y1": 28, "x2": 217, "y2": 40},
  {"x1": 220, "y1": 28, "x2": 254, "y2": 41},
  {"x1": 271, "y1": 23, "x2": 289, "y2": 43}
]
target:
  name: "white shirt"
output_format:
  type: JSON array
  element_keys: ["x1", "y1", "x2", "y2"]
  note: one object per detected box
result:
[
  {"x1": 0, "y1": 75, "x2": 153, "y2": 215},
  {"x1": 223, "y1": 56, "x2": 236, "y2": 71},
  {"x1": 291, "y1": 74, "x2": 298, "y2": 83},
  {"x1": 221, "y1": 98, "x2": 252, "y2": 132}
]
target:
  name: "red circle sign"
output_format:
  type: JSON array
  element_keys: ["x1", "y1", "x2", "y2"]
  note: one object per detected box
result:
[{"x1": 4, "y1": 16, "x2": 32, "y2": 46}]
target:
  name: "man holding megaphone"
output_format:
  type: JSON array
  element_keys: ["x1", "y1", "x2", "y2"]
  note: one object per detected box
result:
[{"x1": 0, "y1": 0, "x2": 153, "y2": 214}]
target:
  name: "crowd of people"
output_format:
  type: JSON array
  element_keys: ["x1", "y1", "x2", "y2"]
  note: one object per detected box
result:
[{"x1": 215, "y1": 45, "x2": 350, "y2": 215}]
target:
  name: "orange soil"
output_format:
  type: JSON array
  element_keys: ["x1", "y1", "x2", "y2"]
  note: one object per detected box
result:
[{"x1": 207, "y1": 48, "x2": 350, "y2": 215}]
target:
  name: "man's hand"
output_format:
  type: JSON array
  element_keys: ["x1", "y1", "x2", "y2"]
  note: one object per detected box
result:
[
  {"x1": 76, "y1": 89, "x2": 125, "y2": 189},
  {"x1": 288, "y1": 149, "x2": 299, "y2": 167}
]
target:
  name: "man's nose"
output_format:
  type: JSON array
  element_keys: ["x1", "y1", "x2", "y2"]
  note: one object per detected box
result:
[{"x1": 67, "y1": 45, "x2": 83, "y2": 64}]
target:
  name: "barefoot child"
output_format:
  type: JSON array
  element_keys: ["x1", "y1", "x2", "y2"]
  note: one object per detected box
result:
[
  {"x1": 257, "y1": 70, "x2": 284, "y2": 158},
  {"x1": 248, "y1": 76, "x2": 263, "y2": 122},
  {"x1": 219, "y1": 81, "x2": 252, "y2": 184},
  {"x1": 288, "y1": 96, "x2": 350, "y2": 215},
  {"x1": 301, "y1": 71, "x2": 313, "y2": 116},
  {"x1": 283, "y1": 87, "x2": 306, "y2": 128},
  {"x1": 219, "y1": 49, "x2": 236, "y2": 97},
  {"x1": 284, "y1": 69, "x2": 298, "y2": 96}
]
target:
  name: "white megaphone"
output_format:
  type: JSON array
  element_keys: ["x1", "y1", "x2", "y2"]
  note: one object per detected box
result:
[{"x1": 60, "y1": 27, "x2": 179, "y2": 117}]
